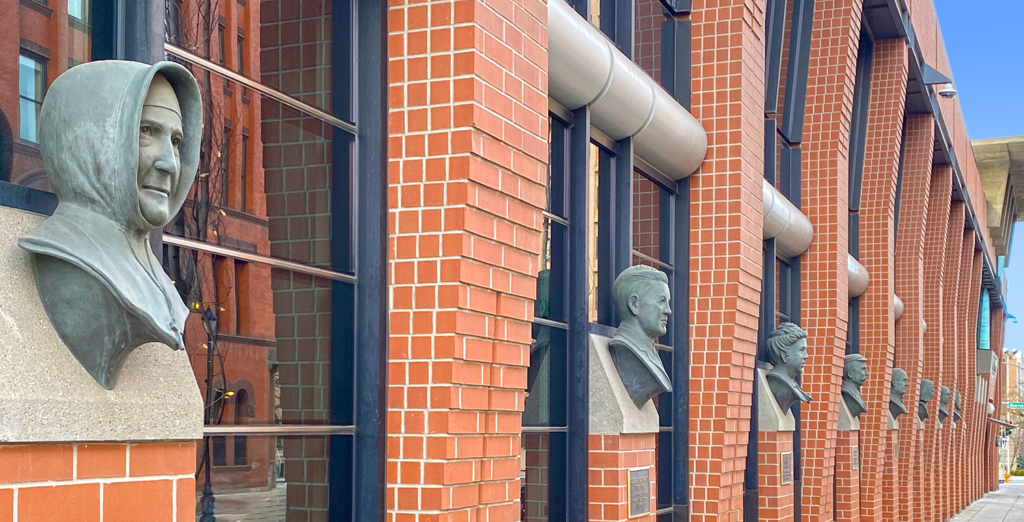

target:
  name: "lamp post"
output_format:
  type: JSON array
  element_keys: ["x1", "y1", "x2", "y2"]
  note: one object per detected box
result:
[{"x1": 200, "y1": 307, "x2": 218, "y2": 522}]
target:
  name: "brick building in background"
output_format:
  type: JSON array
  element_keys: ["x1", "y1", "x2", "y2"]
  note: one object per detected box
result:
[{"x1": 0, "y1": 0, "x2": 1019, "y2": 521}]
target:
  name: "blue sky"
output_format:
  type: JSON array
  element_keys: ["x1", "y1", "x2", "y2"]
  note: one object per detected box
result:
[{"x1": 931, "y1": 1, "x2": 1024, "y2": 349}]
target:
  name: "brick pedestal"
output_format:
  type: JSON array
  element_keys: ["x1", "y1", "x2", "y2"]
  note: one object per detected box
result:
[
  {"x1": 834, "y1": 432, "x2": 859, "y2": 522},
  {"x1": 589, "y1": 434, "x2": 657, "y2": 522},
  {"x1": 0, "y1": 442, "x2": 196, "y2": 522},
  {"x1": 757, "y1": 431, "x2": 795, "y2": 522}
]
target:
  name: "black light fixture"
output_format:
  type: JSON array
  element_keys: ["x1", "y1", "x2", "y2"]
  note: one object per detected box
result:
[{"x1": 200, "y1": 307, "x2": 218, "y2": 522}]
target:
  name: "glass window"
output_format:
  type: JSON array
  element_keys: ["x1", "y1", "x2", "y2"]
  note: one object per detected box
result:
[
  {"x1": 18, "y1": 55, "x2": 45, "y2": 143},
  {"x1": 218, "y1": 24, "x2": 226, "y2": 65},
  {"x1": 68, "y1": 0, "x2": 88, "y2": 21}
]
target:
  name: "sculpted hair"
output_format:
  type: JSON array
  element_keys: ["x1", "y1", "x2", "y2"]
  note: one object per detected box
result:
[
  {"x1": 612, "y1": 265, "x2": 669, "y2": 318},
  {"x1": 892, "y1": 367, "x2": 907, "y2": 383},
  {"x1": 844, "y1": 353, "x2": 867, "y2": 375},
  {"x1": 765, "y1": 322, "x2": 807, "y2": 366}
]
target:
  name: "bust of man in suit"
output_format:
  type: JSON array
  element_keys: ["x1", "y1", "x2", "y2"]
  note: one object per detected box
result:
[
  {"x1": 889, "y1": 367, "x2": 910, "y2": 419},
  {"x1": 841, "y1": 354, "x2": 869, "y2": 419},
  {"x1": 608, "y1": 265, "x2": 673, "y2": 410},
  {"x1": 765, "y1": 322, "x2": 812, "y2": 413},
  {"x1": 938, "y1": 385, "x2": 951, "y2": 422},
  {"x1": 919, "y1": 379, "x2": 935, "y2": 422},
  {"x1": 953, "y1": 390, "x2": 963, "y2": 422}
]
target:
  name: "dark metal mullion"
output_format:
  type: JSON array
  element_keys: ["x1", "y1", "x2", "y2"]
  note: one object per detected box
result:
[
  {"x1": 670, "y1": 176, "x2": 690, "y2": 520},
  {"x1": 659, "y1": 19, "x2": 692, "y2": 110},
  {"x1": 566, "y1": 106, "x2": 591, "y2": 522},
  {"x1": 848, "y1": 29, "x2": 874, "y2": 212},
  {"x1": 345, "y1": 0, "x2": 388, "y2": 518},
  {"x1": 599, "y1": 0, "x2": 634, "y2": 58},
  {"x1": 893, "y1": 114, "x2": 908, "y2": 245},
  {"x1": 614, "y1": 138, "x2": 634, "y2": 313},
  {"x1": 764, "y1": 0, "x2": 788, "y2": 113},
  {"x1": 779, "y1": 0, "x2": 816, "y2": 143},
  {"x1": 789, "y1": 256, "x2": 803, "y2": 522}
]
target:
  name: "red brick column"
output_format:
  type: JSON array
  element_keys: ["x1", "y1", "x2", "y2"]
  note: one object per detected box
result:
[
  {"x1": 0, "y1": 442, "x2": 195, "y2": 521},
  {"x1": 989, "y1": 307, "x2": 1006, "y2": 491},
  {"x1": 589, "y1": 435, "x2": 657, "y2": 521},
  {"x1": 687, "y1": 1, "x2": 766, "y2": 520},
  {"x1": 919, "y1": 165, "x2": 953, "y2": 522},
  {"x1": 938, "y1": 210, "x2": 965, "y2": 520},
  {"x1": 799, "y1": 1, "x2": 863, "y2": 520},
  {"x1": 757, "y1": 432, "x2": 795, "y2": 522},
  {"x1": 833, "y1": 432, "x2": 859, "y2": 522},
  {"x1": 386, "y1": 0, "x2": 548, "y2": 519},
  {"x1": 961, "y1": 250, "x2": 982, "y2": 512},
  {"x1": 855, "y1": 36, "x2": 908, "y2": 522},
  {"x1": 893, "y1": 113, "x2": 935, "y2": 522}
]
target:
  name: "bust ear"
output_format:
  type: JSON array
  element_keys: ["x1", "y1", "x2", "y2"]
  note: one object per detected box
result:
[{"x1": 628, "y1": 293, "x2": 641, "y2": 316}]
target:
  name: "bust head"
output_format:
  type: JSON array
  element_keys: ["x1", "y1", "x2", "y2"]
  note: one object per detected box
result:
[
  {"x1": 766, "y1": 322, "x2": 808, "y2": 380},
  {"x1": 612, "y1": 265, "x2": 671, "y2": 339},
  {"x1": 137, "y1": 74, "x2": 184, "y2": 228},
  {"x1": 955, "y1": 390, "x2": 962, "y2": 411},
  {"x1": 891, "y1": 368, "x2": 908, "y2": 398},
  {"x1": 940, "y1": 385, "x2": 951, "y2": 406},
  {"x1": 843, "y1": 354, "x2": 869, "y2": 388},
  {"x1": 920, "y1": 379, "x2": 935, "y2": 403}
]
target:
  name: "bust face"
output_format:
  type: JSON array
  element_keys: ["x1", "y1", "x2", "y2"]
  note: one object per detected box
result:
[
  {"x1": 630, "y1": 281, "x2": 671, "y2": 339},
  {"x1": 137, "y1": 75, "x2": 183, "y2": 228},
  {"x1": 940, "y1": 386, "x2": 951, "y2": 405},
  {"x1": 846, "y1": 360, "x2": 868, "y2": 387},
  {"x1": 920, "y1": 381, "x2": 934, "y2": 402},
  {"x1": 891, "y1": 371, "x2": 907, "y2": 397},
  {"x1": 779, "y1": 337, "x2": 809, "y2": 379},
  {"x1": 955, "y1": 391, "x2": 962, "y2": 409}
]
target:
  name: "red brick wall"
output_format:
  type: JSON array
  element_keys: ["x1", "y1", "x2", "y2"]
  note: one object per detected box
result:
[
  {"x1": 687, "y1": 1, "x2": 767, "y2": 520},
  {"x1": 799, "y1": 1, "x2": 862, "y2": 520},
  {"x1": 757, "y1": 431, "x2": 795, "y2": 522},
  {"x1": 0, "y1": 442, "x2": 195, "y2": 522},
  {"x1": 589, "y1": 434, "x2": 657, "y2": 521},
  {"x1": 385, "y1": 0, "x2": 548, "y2": 519},
  {"x1": 893, "y1": 112, "x2": 935, "y2": 522},
  {"x1": 833, "y1": 432, "x2": 859, "y2": 522},
  {"x1": 855, "y1": 36, "x2": 908, "y2": 522}
]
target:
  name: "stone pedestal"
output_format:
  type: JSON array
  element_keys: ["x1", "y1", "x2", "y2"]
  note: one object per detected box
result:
[
  {"x1": 887, "y1": 410, "x2": 899, "y2": 430},
  {"x1": 838, "y1": 396, "x2": 861, "y2": 431},
  {"x1": 0, "y1": 207, "x2": 202, "y2": 519},
  {"x1": 588, "y1": 334, "x2": 658, "y2": 521},
  {"x1": 756, "y1": 366, "x2": 796, "y2": 432}
]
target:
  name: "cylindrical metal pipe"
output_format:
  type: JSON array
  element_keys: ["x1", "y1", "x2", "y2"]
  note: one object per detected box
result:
[
  {"x1": 762, "y1": 179, "x2": 814, "y2": 257},
  {"x1": 848, "y1": 255, "x2": 870, "y2": 298},
  {"x1": 894, "y1": 294, "x2": 904, "y2": 321},
  {"x1": 548, "y1": 0, "x2": 706, "y2": 180}
]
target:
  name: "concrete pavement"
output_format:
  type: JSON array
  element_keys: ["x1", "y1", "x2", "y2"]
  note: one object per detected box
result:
[{"x1": 951, "y1": 480, "x2": 1024, "y2": 521}]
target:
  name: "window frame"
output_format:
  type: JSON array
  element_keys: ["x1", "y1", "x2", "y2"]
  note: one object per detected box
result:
[{"x1": 18, "y1": 54, "x2": 46, "y2": 144}]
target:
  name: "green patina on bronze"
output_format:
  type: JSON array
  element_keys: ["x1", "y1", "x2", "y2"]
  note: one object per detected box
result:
[
  {"x1": 608, "y1": 265, "x2": 673, "y2": 410},
  {"x1": 17, "y1": 61, "x2": 202, "y2": 390},
  {"x1": 765, "y1": 322, "x2": 812, "y2": 413}
]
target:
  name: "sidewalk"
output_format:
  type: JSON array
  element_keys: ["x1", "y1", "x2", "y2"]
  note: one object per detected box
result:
[{"x1": 951, "y1": 480, "x2": 1024, "y2": 521}]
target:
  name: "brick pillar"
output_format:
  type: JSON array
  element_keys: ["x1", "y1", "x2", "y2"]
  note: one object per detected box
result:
[
  {"x1": 0, "y1": 442, "x2": 196, "y2": 521},
  {"x1": 799, "y1": 1, "x2": 862, "y2": 520},
  {"x1": 386, "y1": 0, "x2": 548, "y2": 519},
  {"x1": 589, "y1": 435, "x2": 657, "y2": 521},
  {"x1": 989, "y1": 307, "x2": 1006, "y2": 491},
  {"x1": 938, "y1": 208, "x2": 965, "y2": 520},
  {"x1": 833, "y1": 433, "x2": 859, "y2": 522},
  {"x1": 687, "y1": 1, "x2": 766, "y2": 520},
  {"x1": 893, "y1": 113, "x2": 935, "y2": 522},
  {"x1": 757, "y1": 432, "x2": 795, "y2": 522},
  {"x1": 919, "y1": 165, "x2": 952, "y2": 522},
  {"x1": 855, "y1": 36, "x2": 908, "y2": 522},
  {"x1": 961, "y1": 251, "x2": 982, "y2": 512}
]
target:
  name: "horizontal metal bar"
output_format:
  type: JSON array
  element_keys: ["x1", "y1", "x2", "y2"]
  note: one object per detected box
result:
[
  {"x1": 632, "y1": 249, "x2": 674, "y2": 271},
  {"x1": 521, "y1": 426, "x2": 569, "y2": 433},
  {"x1": 655, "y1": 506, "x2": 675, "y2": 515},
  {"x1": 164, "y1": 43, "x2": 357, "y2": 135},
  {"x1": 543, "y1": 210, "x2": 570, "y2": 227},
  {"x1": 634, "y1": 157, "x2": 678, "y2": 195},
  {"x1": 163, "y1": 234, "x2": 357, "y2": 284},
  {"x1": 534, "y1": 316, "x2": 569, "y2": 330},
  {"x1": 203, "y1": 425, "x2": 354, "y2": 436}
]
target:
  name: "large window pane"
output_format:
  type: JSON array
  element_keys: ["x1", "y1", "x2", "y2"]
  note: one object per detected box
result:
[{"x1": 196, "y1": 435, "x2": 334, "y2": 520}]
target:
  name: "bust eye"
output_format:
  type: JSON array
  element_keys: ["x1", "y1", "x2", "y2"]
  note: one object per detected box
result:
[
  {"x1": 172, "y1": 136, "x2": 182, "y2": 148},
  {"x1": 140, "y1": 125, "x2": 152, "y2": 136}
]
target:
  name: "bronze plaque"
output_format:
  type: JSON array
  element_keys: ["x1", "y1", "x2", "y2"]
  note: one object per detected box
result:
[
  {"x1": 852, "y1": 446, "x2": 859, "y2": 470},
  {"x1": 781, "y1": 451, "x2": 793, "y2": 485},
  {"x1": 628, "y1": 468, "x2": 651, "y2": 517}
]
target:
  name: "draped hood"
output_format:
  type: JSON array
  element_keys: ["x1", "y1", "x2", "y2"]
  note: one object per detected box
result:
[{"x1": 18, "y1": 61, "x2": 202, "y2": 368}]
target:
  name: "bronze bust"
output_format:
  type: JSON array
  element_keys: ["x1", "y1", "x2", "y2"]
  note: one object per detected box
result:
[
  {"x1": 841, "y1": 354, "x2": 869, "y2": 419},
  {"x1": 953, "y1": 390, "x2": 963, "y2": 422},
  {"x1": 919, "y1": 379, "x2": 935, "y2": 422},
  {"x1": 18, "y1": 62, "x2": 201, "y2": 389},
  {"x1": 889, "y1": 367, "x2": 910, "y2": 419},
  {"x1": 938, "y1": 385, "x2": 951, "y2": 422},
  {"x1": 608, "y1": 265, "x2": 673, "y2": 410},
  {"x1": 765, "y1": 322, "x2": 812, "y2": 413}
]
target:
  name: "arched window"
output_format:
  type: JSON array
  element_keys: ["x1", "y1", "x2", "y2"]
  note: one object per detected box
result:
[{"x1": 233, "y1": 388, "x2": 250, "y2": 466}]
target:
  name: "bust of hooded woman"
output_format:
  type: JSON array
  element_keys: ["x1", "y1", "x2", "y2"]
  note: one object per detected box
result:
[
  {"x1": 765, "y1": 322, "x2": 813, "y2": 413},
  {"x1": 17, "y1": 61, "x2": 201, "y2": 390}
]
